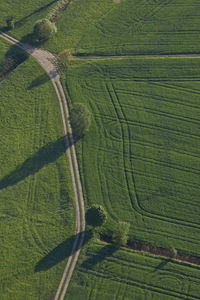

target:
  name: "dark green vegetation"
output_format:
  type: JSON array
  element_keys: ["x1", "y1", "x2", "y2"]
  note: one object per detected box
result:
[
  {"x1": 0, "y1": 40, "x2": 75, "y2": 299},
  {"x1": 70, "y1": 103, "x2": 91, "y2": 139},
  {"x1": 66, "y1": 57, "x2": 200, "y2": 255},
  {"x1": 0, "y1": 0, "x2": 58, "y2": 40},
  {"x1": 66, "y1": 240, "x2": 200, "y2": 300},
  {"x1": 112, "y1": 221, "x2": 130, "y2": 247},
  {"x1": 85, "y1": 205, "x2": 107, "y2": 227},
  {"x1": 33, "y1": 18, "x2": 56, "y2": 42}
]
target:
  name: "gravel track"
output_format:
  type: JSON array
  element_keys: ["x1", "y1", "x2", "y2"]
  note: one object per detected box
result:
[{"x1": 0, "y1": 31, "x2": 85, "y2": 300}]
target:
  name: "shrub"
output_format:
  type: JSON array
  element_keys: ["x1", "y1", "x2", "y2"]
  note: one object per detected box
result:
[
  {"x1": 169, "y1": 246, "x2": 177, "y2": 258},
  {"x1": 33, "y1": 19, "x2": 56, "y2": 42},
  {"x1": 112, "y1": 221, "x2": 130, "y2": 247},
  {"x1": 85, "y1": 205, "x2": 107, "y2": 227},
  {"x1": 70, "y1": 103, "x2": 91, "y2": 139},
  {"x1": 48, "y1": 0, "x2": 70, "y2": 23},
  {"x1": 6, "y1": 16, "x2": 15, "y2": 29}
]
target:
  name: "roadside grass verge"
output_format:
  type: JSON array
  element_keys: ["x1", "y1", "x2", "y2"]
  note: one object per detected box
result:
[
  {"x1": 0, "y1": 41, "x2": 75, "y2": 299},
  {"x1": 65, "y1": 57, "x2": 200, "y2": 257}
]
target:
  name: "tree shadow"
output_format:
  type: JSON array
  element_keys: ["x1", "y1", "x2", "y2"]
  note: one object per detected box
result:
[
  {"x1": 153, "y1": 259, "x2": 171, "y2": 272},
  {"x1": 0, "y1": 42, "x2": 29, "y2": 80},
  {"x1": 0, "y1": 0, "x2": 57, "y2": 33},
  {"x1": 0, "y1": 136, "x2": 71, "y2": 190},
  {"x1": 81, "y1": 244, "x2": 117, "y2": 269},
  {"x1": 35, "y1": 230, "x2": 92, "y2": 272},
  {"x1": 28, "y1": 73, "x2": 50, "y2": 89}
]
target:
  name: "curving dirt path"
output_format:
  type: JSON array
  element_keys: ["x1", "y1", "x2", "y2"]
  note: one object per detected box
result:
[{"x1": 0, "y1": 31, "x2": 85, "y2": 300}]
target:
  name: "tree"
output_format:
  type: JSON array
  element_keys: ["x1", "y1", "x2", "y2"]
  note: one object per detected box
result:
[
  {"x1": 33, "y1": 19, "x2": 56, "y2": 42},
  {"x1": 70, "y1": 103, "x2": 91, "y2": 139},
  {"x1": 169, "y1": 246, "x2": 177, "y2": 258},
  {"x1": 112, "y1": 221, "x2": 130, "y2": 247},
  {"x1": 85, "y1": 205, "x2": 107, "y2": 227},
  {"x1": 6, "y1": 16, "x2": 15, "y2": 29}
]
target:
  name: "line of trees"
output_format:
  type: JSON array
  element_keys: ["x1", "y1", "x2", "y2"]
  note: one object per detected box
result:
[{"x1": 33, "y1": 0, "x2": 70, "y2": 42}]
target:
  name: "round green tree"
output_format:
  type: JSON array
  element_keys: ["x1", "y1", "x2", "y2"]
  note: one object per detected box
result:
[
  {"x1": 70, "y1": 103, "x2": 91, "y2": 139},
  {"x1": 85, "y1": 205, "x2": 107, "y2": 227},
  {"x1": 33, "y1": 19, "x2": 56, "y2": 42},
  {"x1": 112, "y1": 221, "x2": 130, "y2": 247}
]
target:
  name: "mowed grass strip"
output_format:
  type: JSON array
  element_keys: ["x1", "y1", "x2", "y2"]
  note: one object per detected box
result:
[
  {"x1": 65, "y1": 57, "x2": 200, "y2": 256},
  {"x1": 65, "y1": 240, "x2": 200, "y2": 300},
  {"x1": 0, "y1": 42, "x2": 75, "y2": 299}
]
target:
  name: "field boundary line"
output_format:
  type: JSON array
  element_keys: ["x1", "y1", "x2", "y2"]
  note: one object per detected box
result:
[
  {"x1": 0, "y1": 32, "x2": 85, "y2": 300},
  {"x1": 72, "y1": 53, "x2": 200, "y2": 60}
]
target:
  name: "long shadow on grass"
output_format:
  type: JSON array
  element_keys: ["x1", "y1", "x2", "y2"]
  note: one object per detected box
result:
[
  {"x1": 81, "y1": 244, "x2": 117, "y2": 270},
  {"x1": 0, "y1": 135, "x2": 74, "y2": 190},
  {"x1": 28, "y1": 73, "x2": 50, "y2": 89},
  {"x1": 153, "y1": 259, "x2": 171, "y2": 272},
  {"x1": 0, "y1": 0, "x2": 57, "y2": 32},
  {"x1": 35, "y1": 230, "x2": 92, "y2": 272},
  {"x1": 0, "y1": 43, "x2": 29, "y2": 81}
]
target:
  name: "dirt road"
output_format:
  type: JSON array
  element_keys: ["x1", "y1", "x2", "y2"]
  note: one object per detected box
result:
[{"x1": 0, "y1": 31, "x2": 85, "y2": 300}]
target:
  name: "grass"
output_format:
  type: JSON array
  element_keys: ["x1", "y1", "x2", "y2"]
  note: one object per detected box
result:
[
  {"x1": 0, "y1": 0, "x2": 57, "y2": 40},
  {"x1": 44, "y1": 0, "x2": 200, "y2": 55},
  {"x1": 65, "y1": 240, "x2": 200, "y2": 300},
  {"x1": 74, "y1": 0, "x2": 200, "y2": 55},
  {"x1": 0, "y1": 40, "x2": 75, "y2": 299},
  {"x1": 44, "y1": 0, "x2": 115, "y2": 53},
  {"x1": 65, "y1": 57, "x2": 200, "y2": 257}
]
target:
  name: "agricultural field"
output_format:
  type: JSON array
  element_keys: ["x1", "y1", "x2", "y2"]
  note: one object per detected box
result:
[
  {"x1": 0, "y1": 40, "x2": 75, "y2": 299},
  {"x1": 1, "y1": 0, "x2": 200, "y2": 299},
  {"x1": 45, "y1": 0, "x2": 200, "y2": 55},
  {"x1": 66, "y1": 57, "x2": 200, "y2": 256},
  {"x1": 66, "y1": 240, "x2": 200, "y2": 300}
]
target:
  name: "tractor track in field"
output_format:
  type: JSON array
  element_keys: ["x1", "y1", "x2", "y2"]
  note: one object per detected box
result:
[
  {"x1": 0, "y1": 31, "x2": 85, "y2": 300},
  {"x1": 73, "y1": 53, "x2": 200, "y2": 59}
]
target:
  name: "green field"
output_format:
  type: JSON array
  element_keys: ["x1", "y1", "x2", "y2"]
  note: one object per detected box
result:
[
  {"x1": 44, "y1": 0, "x2": 200, "y2": 55},
  {"x1": 1, "y1": 0, "x2": 200, "y2": 299},
  {"x1": 0, "y1": 0, "x2": 56, "y2": 40},
  {"x1": 0, "y1": 40, "x2": 75, "y2": 299},
  {"x1": 66, "y1": 240, "x2": 200, "y2": 300},
  {"x1": 66, "y1": 57, "x2": 200, "y2": 256}
]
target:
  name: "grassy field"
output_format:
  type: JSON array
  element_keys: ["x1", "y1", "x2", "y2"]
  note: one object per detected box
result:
[
  {"x1": 65, "y1": 240, "x2": 200, "y2": 300},
  {"x1": 44, "y1": 0, "x2": 115, "y2": 53},
  {"x1": 44, "y1": 0, "x2": 200, "y2": 55},
  {"x1": 0, "y1": 0, "x2": 57, "y2": 40},
  {"x1": 3, "y1": 0, "x2": 200, "y2": 56},
  {"x1": 0, "y1": 40, "x2": 75, "y2": 299},
  {"x1": 74, "y1": 0, "x2": 200, "y2": 55},
  {"x1": 65, "y1": 57, "x2": 200, "y2": 256}
]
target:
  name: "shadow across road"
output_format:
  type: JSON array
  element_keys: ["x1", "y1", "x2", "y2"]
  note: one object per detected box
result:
[
  {"x1": 35, "y1": 230, "x2": 92, "y2": 272},
  {"x1": 81, "y1": 244, "x2": 117, "y2": 269}
]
